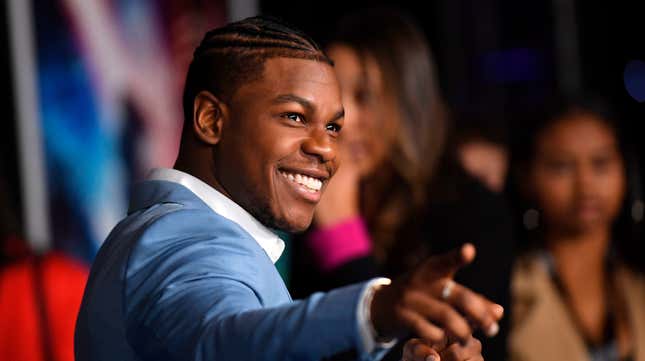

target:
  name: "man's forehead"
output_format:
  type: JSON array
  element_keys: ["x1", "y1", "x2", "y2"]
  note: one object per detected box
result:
[
  {"x1": 263, "y1": 57, "x2": 336, "y2": 85},
  {"x1": 238, "y1": 57, "x2": 340, "y2": 104}
]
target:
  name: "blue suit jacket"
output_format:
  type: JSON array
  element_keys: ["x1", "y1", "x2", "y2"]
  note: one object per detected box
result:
[{"x1": 75, "y1": 180, "x2": 373, "y2": 361}]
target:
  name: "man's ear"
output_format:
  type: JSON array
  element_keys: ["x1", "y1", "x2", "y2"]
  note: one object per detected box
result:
[{"x1": 192, "y1": 91, "x2": 227, "y2": 145}]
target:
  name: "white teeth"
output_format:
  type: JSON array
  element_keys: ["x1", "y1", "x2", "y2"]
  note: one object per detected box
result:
[{"x1": 280, "y1": 171, "x2": 323, "y2": 192}]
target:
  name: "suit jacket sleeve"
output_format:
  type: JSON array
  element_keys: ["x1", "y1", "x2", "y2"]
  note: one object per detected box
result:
[{"x1": 122, "y1": 225, "x2": 382, "y2": 361}]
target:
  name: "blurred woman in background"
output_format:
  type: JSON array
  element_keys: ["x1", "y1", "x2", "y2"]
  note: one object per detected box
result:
[
  {"x1": 509, "y1": 96, "x2": 645, "y2": 361},
  {"x1": 290, "y1": 7, "x2": 513, "y2": 360},
  {"x1": 307, "y1": 6, "x2": 447, "y2": 271}
]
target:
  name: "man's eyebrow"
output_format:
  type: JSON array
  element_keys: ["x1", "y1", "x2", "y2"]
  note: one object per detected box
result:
[
  {"x1": 329, "y1": 109, "x2": 345, "y2": 122},
  {"x1": 273, "y1": 94, "x2": 314, "y2": 112},
  {"x1": 273, "y1": 94, "x2": 344, "y2": 122}
]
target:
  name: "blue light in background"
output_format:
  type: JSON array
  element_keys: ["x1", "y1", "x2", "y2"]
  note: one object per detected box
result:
[
  {"x1": 624, "y1": 60, "x2": 645, "y2": 103},
  {"x1": 481, "y1": 48, "x2": 544, "y2": 84}
]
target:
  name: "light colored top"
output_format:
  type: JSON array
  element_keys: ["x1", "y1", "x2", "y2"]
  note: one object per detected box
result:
[{"x1": 509, "y1": 255, "x2": 645, "y2": 361}]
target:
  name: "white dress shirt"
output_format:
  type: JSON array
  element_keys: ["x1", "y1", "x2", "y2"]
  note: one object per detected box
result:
[{"x1": 147, "y1": 168, "x2": 396, "y2": 355}]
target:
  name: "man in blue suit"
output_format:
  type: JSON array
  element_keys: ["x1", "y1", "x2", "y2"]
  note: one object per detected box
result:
[{"x1": 75, "y1": 16, "x2": 502, "y2": 361}]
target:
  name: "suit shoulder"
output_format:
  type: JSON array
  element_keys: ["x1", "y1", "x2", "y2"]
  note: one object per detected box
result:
[
  {"x1": 121, "y1": 204, "x2": 269, "y2": 282},
  {"x1": 127, "y1": 203, "x2": 262, "y2": 259},
  {"x1": 139, "y1": 203, "x2": 253, "y2": 241},
  {"x1": 121, "y1": 204, "x2": 275, "y2": 309}
]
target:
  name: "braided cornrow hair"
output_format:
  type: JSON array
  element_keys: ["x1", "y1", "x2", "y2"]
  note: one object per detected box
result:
[{"x1": 182, "y1": 16, "x2": 332, "y2": 124}]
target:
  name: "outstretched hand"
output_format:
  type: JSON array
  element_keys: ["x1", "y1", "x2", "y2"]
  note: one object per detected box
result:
[{"x1": 371, "y1": 244, "x2": 504, "y2": 345}]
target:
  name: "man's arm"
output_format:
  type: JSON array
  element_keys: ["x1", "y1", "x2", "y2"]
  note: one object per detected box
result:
[
  {"x1": 123, "y1": 227, "x2": 501, "y2": 361},
  {"x1": 123, "y1": 232, "x2": 379, "y2": 361},
  {"x1": 126, "y1": 277, "x2": 371, "y2": 360}
]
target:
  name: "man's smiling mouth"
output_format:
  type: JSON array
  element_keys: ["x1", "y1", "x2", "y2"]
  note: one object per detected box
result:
[{"x1": 279, "y1": 171, "x2": 323, "y2": 192}]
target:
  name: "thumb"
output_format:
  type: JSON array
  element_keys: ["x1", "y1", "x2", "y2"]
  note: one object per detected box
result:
[{"x1": 402, "y1": 338, "x2": 441, "y2": 361}]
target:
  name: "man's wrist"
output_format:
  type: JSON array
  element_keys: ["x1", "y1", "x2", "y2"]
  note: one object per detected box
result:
[{"x1": 358, "y1": 277, "x2": 397, "y2": 353}]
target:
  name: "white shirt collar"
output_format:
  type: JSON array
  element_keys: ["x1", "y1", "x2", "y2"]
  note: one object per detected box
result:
[{"x1": 147, "y1": 168, "x2": 285, "y2": 263}]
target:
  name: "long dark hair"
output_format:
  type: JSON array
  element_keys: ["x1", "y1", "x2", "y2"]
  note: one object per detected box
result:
[{"x1": 330, "y1": 7, "x2": 447, "y2": 262}]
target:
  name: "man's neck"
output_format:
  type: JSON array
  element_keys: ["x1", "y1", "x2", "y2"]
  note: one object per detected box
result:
[{"x1": 174, "y1": 147, "x2": 232, "y2": 200}]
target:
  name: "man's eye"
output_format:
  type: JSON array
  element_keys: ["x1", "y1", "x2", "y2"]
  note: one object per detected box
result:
[
  {"x1": 284, "y1": 113, "x2": 304, "y2": 123},
  {"x1": 326, "y1": 123, "x2": 341, "y2": 133}
]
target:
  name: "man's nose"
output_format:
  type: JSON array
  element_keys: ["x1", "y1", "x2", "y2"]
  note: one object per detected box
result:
[{"x1": 301, "y1": 129, "x2": 335, "y2": 163}]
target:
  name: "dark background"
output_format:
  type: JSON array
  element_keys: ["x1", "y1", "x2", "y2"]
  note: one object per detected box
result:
[
  {"x1": 1, "y1": 2, "x2": 21, "y2": 229},
  {"x1": 262, "y1": 0, "x2": 645, "y2": 147}
]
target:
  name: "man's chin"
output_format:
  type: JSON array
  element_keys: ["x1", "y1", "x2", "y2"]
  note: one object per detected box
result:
[
  {"x1": 271, "y1": 214, "x2": 314, "y2": 234},
  {"x1": 271, "y1": 196, "x2": 316, "y2": 232},
  {"x1": 244, "y1": 197, "x2": 314, "y2": 233}
]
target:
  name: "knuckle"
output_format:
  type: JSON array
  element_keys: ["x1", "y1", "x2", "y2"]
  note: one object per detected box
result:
[
  {"x1": 463, "y1": 296, "x2": 490, "y2": 324},
  {"x1": 473, "y1": 337, "x2": 482, "y2": 351},
  {"x1": 436, "y1": 303, "x2": 453, "y2": 321},
  {"x1": 454, "y1": 344, "x2": 469, "y2": 359},
  {"x1": 401, "y1": 290, "x2": 418, "y2": 307},
  {"x1": 438, "y1": 306, "x2": 471, "y2": 336},
  {"x1": 431, "y1": 278, "x2": 447, "y2": 294},
  {"x1": 424, "y1": 327, "x2": 445, "y2": 343},
  {"x1": 456, "y1": 327, "x2": 472, "y2": 340},
  {"x1": 442, "y1": 345, "x2": 461, "y2": 360},
  {"x1": 413, "y1": 318, "x2": 425, "y2": 331},
  {"x1": 438, "y1": 312, "x2": 457, "y2": 329},
  {"x1": 405, "y1": 339, "x2": 420, "y2": 354},
  {"x1": 460, "y1": 292, "x2": 480, "y2": 310}
]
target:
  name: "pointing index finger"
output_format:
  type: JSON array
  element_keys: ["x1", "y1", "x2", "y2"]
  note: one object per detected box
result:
[{"x1": 422, "y1": 243, "x2": 476, "y2": 280}]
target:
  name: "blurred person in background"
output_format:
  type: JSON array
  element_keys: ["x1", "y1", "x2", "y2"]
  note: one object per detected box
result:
[
  {"x1": 290, "y1": 7, "x2": 513, "y2": 360},
  {"x1": 0, "y1": 174, "x2": 88, "y2": 361},
  {"x1": 509, "y1": 95, "x2": 645, "y2": 361},
  {"x1": 453, "y1": 119, "x2": 510, "y2": 195}
]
